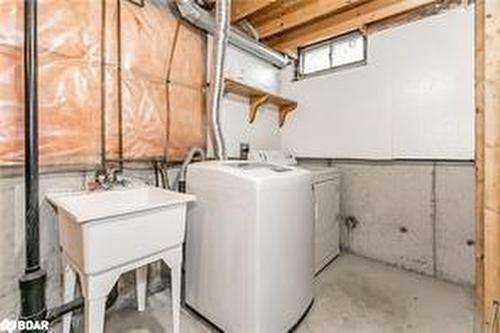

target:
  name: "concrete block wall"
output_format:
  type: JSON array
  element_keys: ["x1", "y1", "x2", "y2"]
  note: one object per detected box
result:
[
  {"x1": 299, "y1": 159, "x2": 475, "y2": 286},
  {"x1": 0, "y1": 167, "x2": 176, "y2": 323},
  {"x1": 435, "y1": 164, "x2": 475, "y2": 284},
  {"x1": 0, "y1": 172, "x2": 86, "y2": 321}
]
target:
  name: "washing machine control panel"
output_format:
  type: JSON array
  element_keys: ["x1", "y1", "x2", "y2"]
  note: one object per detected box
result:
[{"x1": 248, "y1": 150, "x2": 297, "y2": 166}]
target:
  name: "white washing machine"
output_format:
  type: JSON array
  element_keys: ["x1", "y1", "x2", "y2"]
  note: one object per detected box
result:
[
  {"x1": 249, "y1": 150, "x2": 341, "y2": 274},
  {"x1": 185, "y1": 161, "x2": 314, "y2": 332}
]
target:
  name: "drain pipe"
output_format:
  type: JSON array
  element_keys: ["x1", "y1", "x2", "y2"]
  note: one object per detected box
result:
[
  {"x1": 172, "y1": 0, "x2": 290, "y2": 68},
  {"x1": 18, "y1": 0, "x2": 47, "y2": 324},
  {"x1": 174, "y1": 147, "x2": 206, "y2": 192}
]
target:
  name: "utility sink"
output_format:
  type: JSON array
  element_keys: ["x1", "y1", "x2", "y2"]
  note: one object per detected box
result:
[
  {"x1": 47, "y1": 187, "x2": 195, "y2": 274},
  {"x1": 48, "y1": 186, "x2": 195, "y2": 333}
]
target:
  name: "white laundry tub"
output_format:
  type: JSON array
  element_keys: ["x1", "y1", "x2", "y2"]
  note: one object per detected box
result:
[{"x1": 47, "y1": 187, "x2": 195, "y2": 274}]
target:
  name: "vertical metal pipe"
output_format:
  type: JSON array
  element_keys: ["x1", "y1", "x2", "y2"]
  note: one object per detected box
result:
[
  {"x1": 117, "y1": 0, "x2": 124, "y2": 168},
  {"x1": 19, "y1": 0, "x2": 47, "y2": 324},
  {"x1": 100, "y1": 0, "x2": 107, "y2": 167},
  {"x1": 207, "y1": 0, "x2": 229, "y2": 160},
  {"x1": 24, "y1": 0, "x2": 40, "y2": 274}
]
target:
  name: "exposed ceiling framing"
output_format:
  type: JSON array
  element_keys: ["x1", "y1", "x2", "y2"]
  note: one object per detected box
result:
[
  {"x1": 250, "y1": 0, "x2": 370, "y2": 39},
  {"x1": 230, "y1": 0, "x2": 467, "y2": 53},
  {"x1": 231, "y1": 0, "x2": 278, "y2": 23}
]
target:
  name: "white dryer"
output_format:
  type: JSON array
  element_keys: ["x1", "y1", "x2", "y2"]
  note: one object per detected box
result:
[
  {"x1": 185, "y1": 161, "x2": 314, "y2": 332},
  {"x1": 304, "y1": 165, "x2": 341, "y2": 273}
]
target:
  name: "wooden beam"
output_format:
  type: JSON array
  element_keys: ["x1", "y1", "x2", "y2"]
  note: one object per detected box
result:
[
  {"x1": 266, "y1": 0, "x2": 438, "y2": 51},
  {"x1": 231, "y1": 0, "x2": 278, "y2": 23},
  {"x1": 253, "y1": 0, "x2": 368, "y2": 39},
  {"x1": 367, "y1": 0, "x2": 463, "y2": 34},
  {"x1": 480, "y1": 0, "x2": 500, "y2": 331},
  {"x1": 247, "y1": 0, "x2": 301, "y2": 26},
  {"x1": 474, "y1": 0, "x2": 485, "y2": 331}
]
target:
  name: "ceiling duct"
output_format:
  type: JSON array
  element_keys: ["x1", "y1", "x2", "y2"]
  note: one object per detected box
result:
[{"x1": 172, "y1": 0, "x2": 290, "y2": 68}]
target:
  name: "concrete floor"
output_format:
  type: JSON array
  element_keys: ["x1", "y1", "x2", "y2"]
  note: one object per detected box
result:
[{"x1": 105, "y1": 254, "x2": 474, "y2": 333}]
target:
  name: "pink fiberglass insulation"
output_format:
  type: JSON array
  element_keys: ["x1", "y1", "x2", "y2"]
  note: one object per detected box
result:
[{"x1": 0, "y1": 0, "x2": 207, "y2": 165}]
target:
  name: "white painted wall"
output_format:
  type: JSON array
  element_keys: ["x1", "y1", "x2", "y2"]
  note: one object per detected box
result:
[
  {"x1": 281, "y1": 7, "x2": 474, "y2": 160},
  {"x1": 208, "y1": 40, "x2": 282, "y2": 158}
]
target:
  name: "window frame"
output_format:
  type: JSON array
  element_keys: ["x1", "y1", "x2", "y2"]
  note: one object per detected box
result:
[{"x1": 295, "y1": 30, "x2": 368, "y2": 80}]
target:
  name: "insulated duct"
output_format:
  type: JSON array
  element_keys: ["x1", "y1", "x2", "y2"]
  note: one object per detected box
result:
[
  {"x1": 173, "y1": 0, "x2": 290, "y2": 68},
  {"x1": 207, "y1": 0, "x2": 229, "y2": 160}
]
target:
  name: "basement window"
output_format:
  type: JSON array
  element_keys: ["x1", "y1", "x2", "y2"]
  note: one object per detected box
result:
[{"x1": 297, "y1": 31, "x2": 367, "y2": 79}]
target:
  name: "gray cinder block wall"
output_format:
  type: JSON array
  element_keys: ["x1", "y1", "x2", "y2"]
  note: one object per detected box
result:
[
  {"x1": 0, "y1": 167, "x2": 175, "y2": 324},
  {"x1": 0, "y1": 171, "x2": 85, "y2": 321},
  {"x1": 299, "y1": 159, "x2": 475, "y2": 286}
]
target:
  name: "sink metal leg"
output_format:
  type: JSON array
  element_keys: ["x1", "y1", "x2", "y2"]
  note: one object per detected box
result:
[
  {"x1": 84, "y1": 297, "x2": 106, "y2": 333},
  {"x1": 136, "y1": 266, "x2": 148, "y2": 311},
  {"x1": 62, "y1": 262, "x2": 76, "y2": 333}
]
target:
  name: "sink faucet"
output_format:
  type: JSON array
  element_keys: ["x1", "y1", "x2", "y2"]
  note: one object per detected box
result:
[{"x1": 89, "y1": 167, "x2": 127, "y2": 191}]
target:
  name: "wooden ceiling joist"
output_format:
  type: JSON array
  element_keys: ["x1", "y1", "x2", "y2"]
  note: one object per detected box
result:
[
  {"x1": 266, "y1": 0, "x2": 439, "y2": 52},
  {"x1": 367, "y1": 0, "x2": 463, "y2": 34},
  {"x1": 251, "y1": 0, "x2": 369, "y2": 39},
  {"x1": 231, "y1": 0, "x2": 278, "y2": 23}
]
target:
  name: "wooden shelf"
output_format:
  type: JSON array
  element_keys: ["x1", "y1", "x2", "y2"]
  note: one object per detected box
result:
[{"x1": 224, "y1": 78, "x2": 297, "y2": 127}]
